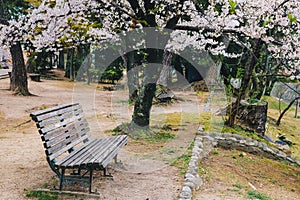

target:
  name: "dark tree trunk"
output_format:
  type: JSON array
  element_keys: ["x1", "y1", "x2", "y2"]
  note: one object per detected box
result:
[
  {"x1": 65, "y1": 48, "x2": 74, "y2": 79},
  {"x1": 264, "y1": 78, "x2": 276, "y2": 96},
  {"x1": 131, "y1": 49, "x2": 161, "y2": 128},
  {"x1": 126, "y1": 51, "x2": 139, "y2": 102},
  {"x1": 173, "y1": 55, "x2": 186, "y2": 84},
  {"x1": 227, "y1": 39, "x2": 262, "y2": 127},
  {"x1": 49, "y1": 52, "x2": 53, "y2": 69},
  {"x1": 10, "y1": 41, "x2": 30, "y2": 95},
  {"x1": 26, "y1": 51, "x2": 36, "y2": 73},
  {"x1": 131, "y1": 83, "x2": 157, "y2": 127},
  {"x1": 86, "y1": 55, "x2": 92, "y2": 85},
  {"x1": 58, "y1": 50, "x2": 65, "y2": 70},
  {"x1": 128, "y1": 2, "x2": 179, "y2": 129},
  {"x1": 276, "y1": 97, "x2": 300, "y2": 125},
  {"x1": 250, "y1": 75, "x2": 265, "y2": 100},
  {"x1": 157, "y1": 50, "x2": 172, "y2": 86}
]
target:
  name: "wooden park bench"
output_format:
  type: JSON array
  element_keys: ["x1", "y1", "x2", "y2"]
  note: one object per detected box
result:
[
  {"x1": 0, "y1": 70, "x2": 10, "y2": 79},
  {"x1": 30, "y1": 103, "x2": 128, "y2": 194},
  {"x1": 29, "y1": 73, "x2": 41, "y2": 82}
]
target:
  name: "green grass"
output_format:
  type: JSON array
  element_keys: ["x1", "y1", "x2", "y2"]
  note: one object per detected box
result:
[
  {"x1": 262, "y1": 95, "x2": 300, "y2": 159},
  {"x1": 170, "y1": 142, "x2": 195, "y2": 174},
  {"x1": 247, "y1": 190, "x2": 271, "y2": 200},
  {"x1": 111, "y1": 122, "x2": 176, "y2": 144},
  {"x1": 26, "y1": 190, "x2": 58, "y2": 200},
  {"x1": 262, "y1": 96, "x2": 290, "y2": 111},
  {"x1": 146, "y1": 131, "x2": 175, "y2": 143},
  {"x1": 233, "y1": 183, "x2": 244, "y2": 189},
  {"x1": 171, "y1": 153, "x2": 191, "y2": 174},
  {"x1": 222, "y1": 125, "x2": 264, "y2": 143}
]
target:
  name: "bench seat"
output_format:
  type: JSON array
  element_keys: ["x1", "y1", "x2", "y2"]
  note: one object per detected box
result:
[
  {"x1": 30, "y1": 103, "x2": 128, "y2": 193},
  {"x1": 55, "y1": 135, "x2": 128, "y2": 168}
]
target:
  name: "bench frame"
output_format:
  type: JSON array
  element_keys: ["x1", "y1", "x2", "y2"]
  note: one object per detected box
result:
[{"x1": 30, "y1": 103, "x2": 128, "y2": 193}]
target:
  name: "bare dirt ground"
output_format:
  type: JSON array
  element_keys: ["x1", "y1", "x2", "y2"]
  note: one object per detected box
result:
[
  {"x1": 196, "y1": 148, "x2": 300, "y2": 200},
  {"x1": 0, "y1": 70, "x2": 195, "y2": 200},
  {"x1": 1, "y1": 70, "x2": 299, "y2": 200}
]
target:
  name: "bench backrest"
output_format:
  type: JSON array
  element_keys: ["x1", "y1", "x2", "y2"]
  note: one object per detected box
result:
[{"x1": 30, "y1": 103, "x2": 90, "y2": 162}]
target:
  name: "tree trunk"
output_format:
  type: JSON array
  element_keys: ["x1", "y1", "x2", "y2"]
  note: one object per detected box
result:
[
  {"x1": 10, "y1": 41, "x2": 30, "y2": 95},
  {"x1": 58, "y1": 50, "x2": 65, "y2": 70},
  {"x1": 264, "y1": 78, "x2": 276, "y2": 96},
  {"x1": 26, "y1": 50, "x2": 36, "y2": 73},
  {"x1": 235, "y1": 100, "x2": 268, "y2": 136},
  {"x1": 126, "y1": 51, "x2": 139, "y2": 102},
  {"x1": 227, "y1": 39, "x2": 262, "y2": 127},
  {"x1": 173, "y1": 55, "x2": 186, "y2": 84},
  {"x1": 131, "y1": 49, "x2": 161, "y2": 128},
  {"x1": 86, "y1": 55, "x2": 92, "y2": 85},
  {"x1": 157, "y1": 50, "x2": 172, "y2": 86},
  {"x1": 65, "y1": 48, "x2": 74, "y2": 79},
  {"x1": 276, "y1": 97, "x2": 300, "y2": 125},
  {"x1": 250, "y1": 74, "x2": 265, "y2": 100},
  {"x1": 131, "y1": 82, "x2": 156, "y2": 128}
]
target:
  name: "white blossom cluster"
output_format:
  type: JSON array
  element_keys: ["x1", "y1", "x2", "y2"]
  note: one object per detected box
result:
[
  {"x1": 197, "y1": 0, "x2": 300, "y2": 79},
  {"x1": 0, "y1": 0, "x2": 299, "y2": 79}
]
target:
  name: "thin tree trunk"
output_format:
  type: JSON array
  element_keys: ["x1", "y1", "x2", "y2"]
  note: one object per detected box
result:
[
  {"x1": 276, "y1": 97, "x2": 300, "y2": 125},
  {"x1": 173, "y1": 55, "x2": 185, "y2": 84},
  {"x1": 126, "y1": 51, "x2": 139, "y2": 102},
  {"x1": 10, "y1": 41, "x2": 30, "y2": 95},
  {"x1": 58, "y1": 50, "x2": 65, "y2": 70},
  {"x1": 87, "y1": 54, "x2": 92, "y2": 85},
  {"x1": 157, "y1": 50, "x2": 172, "y2": 86},
  {"x1": 65, "y1": 48, "x2": 74, "y2": 79},
  {"x1": 227, "y1": 39, "x2": 262, "y2": 127},
  {"x1": 264, "y1": 79, "x2": 276, "y2": 96}
]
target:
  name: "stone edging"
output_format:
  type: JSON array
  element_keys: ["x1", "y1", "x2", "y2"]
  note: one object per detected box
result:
[{"x1": 178, "y1": 132, "x2": 300, "y2": 200}]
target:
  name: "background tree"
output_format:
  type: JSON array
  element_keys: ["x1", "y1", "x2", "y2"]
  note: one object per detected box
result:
[
  {"x1": 0, "y1": 0, "x2": 33, "y2": 95},
  {"x1": 175, "y1": 0, "x2": 300, "y2": 128}
]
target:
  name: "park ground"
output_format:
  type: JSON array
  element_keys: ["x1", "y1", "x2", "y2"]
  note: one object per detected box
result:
[{"x1": 0, "y1": 69, "x2": 299, "y2": 200}]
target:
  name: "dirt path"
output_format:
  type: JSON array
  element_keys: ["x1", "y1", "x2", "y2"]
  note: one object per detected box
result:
[{"x1": 0, "y1": 75, "x2": 200, "y2": 200}]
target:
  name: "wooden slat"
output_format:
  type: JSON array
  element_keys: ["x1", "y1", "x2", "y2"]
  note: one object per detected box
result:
[
  {"x1": 83, "y1": 136, "x2": 126, "y2": 165},
  {"x1": 57, "y1": 138, "x2": 111, "y2": 168},
  {"x1": 55, "y1": 139, "x2": 100, "y2": 166},
  {"x1": 46, "y1": 129, "x2": 89, "y2": 155},
  {"x1": 38, "y1": 108, "x2": 83, "y2": 128},
  {"x1": 56, "y1": 136, "x2": 127, "y2": 168},
  {"x1": 101, "y1": 136, "x2": 128, "y2": 167},
  {"x1": 44, "y1": 127, "x2": 89, "y2": 148},
  {"x1": 30, "y1": 103, "x2": 80, "y2": 122},
  {"x1": 71, "y1": 137, "x2": 119, "y2": 167},
  {"x1": 42, "y1": 119, "x2": 88, "y2": 141},
  {"x1": 48, "y1": 135, "x2": 88, "y2": 161},
  {"x1": 92, "y1": 135, "x2": 127, "y2": 166},
  {"x1": 39, "y1": 115, "x2": 84, "y2": 134}
]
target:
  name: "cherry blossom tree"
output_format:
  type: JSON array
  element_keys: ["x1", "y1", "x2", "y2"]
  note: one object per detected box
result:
[
  {"x1": 2, "y1": 0, "x2": 299, "y2": 129},
  {"x1": 0, "y1": 0, "x2": 33, "y2": 95},
  {"x1": 174, "y1": 0, "x2": 300, "y2": 126}
]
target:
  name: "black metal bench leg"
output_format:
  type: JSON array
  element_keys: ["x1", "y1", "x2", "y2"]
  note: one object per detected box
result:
[
  {"x1": 59, "y1": 169, "x2": 65, "y2": 191},
  {"x1": 89, "y1": 169, "x2": 93, "y2": 193},
  {"x1": 104, "y1": 168, "x2": 113, "y2": 177}
]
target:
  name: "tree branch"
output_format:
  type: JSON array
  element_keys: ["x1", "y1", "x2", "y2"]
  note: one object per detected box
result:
[
  {"x1": 127, "y1": 0, "x2": 144, "y2": 18},
  {"x1": 165, "y1": 15, "x2": 180, "y2": 30}
]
